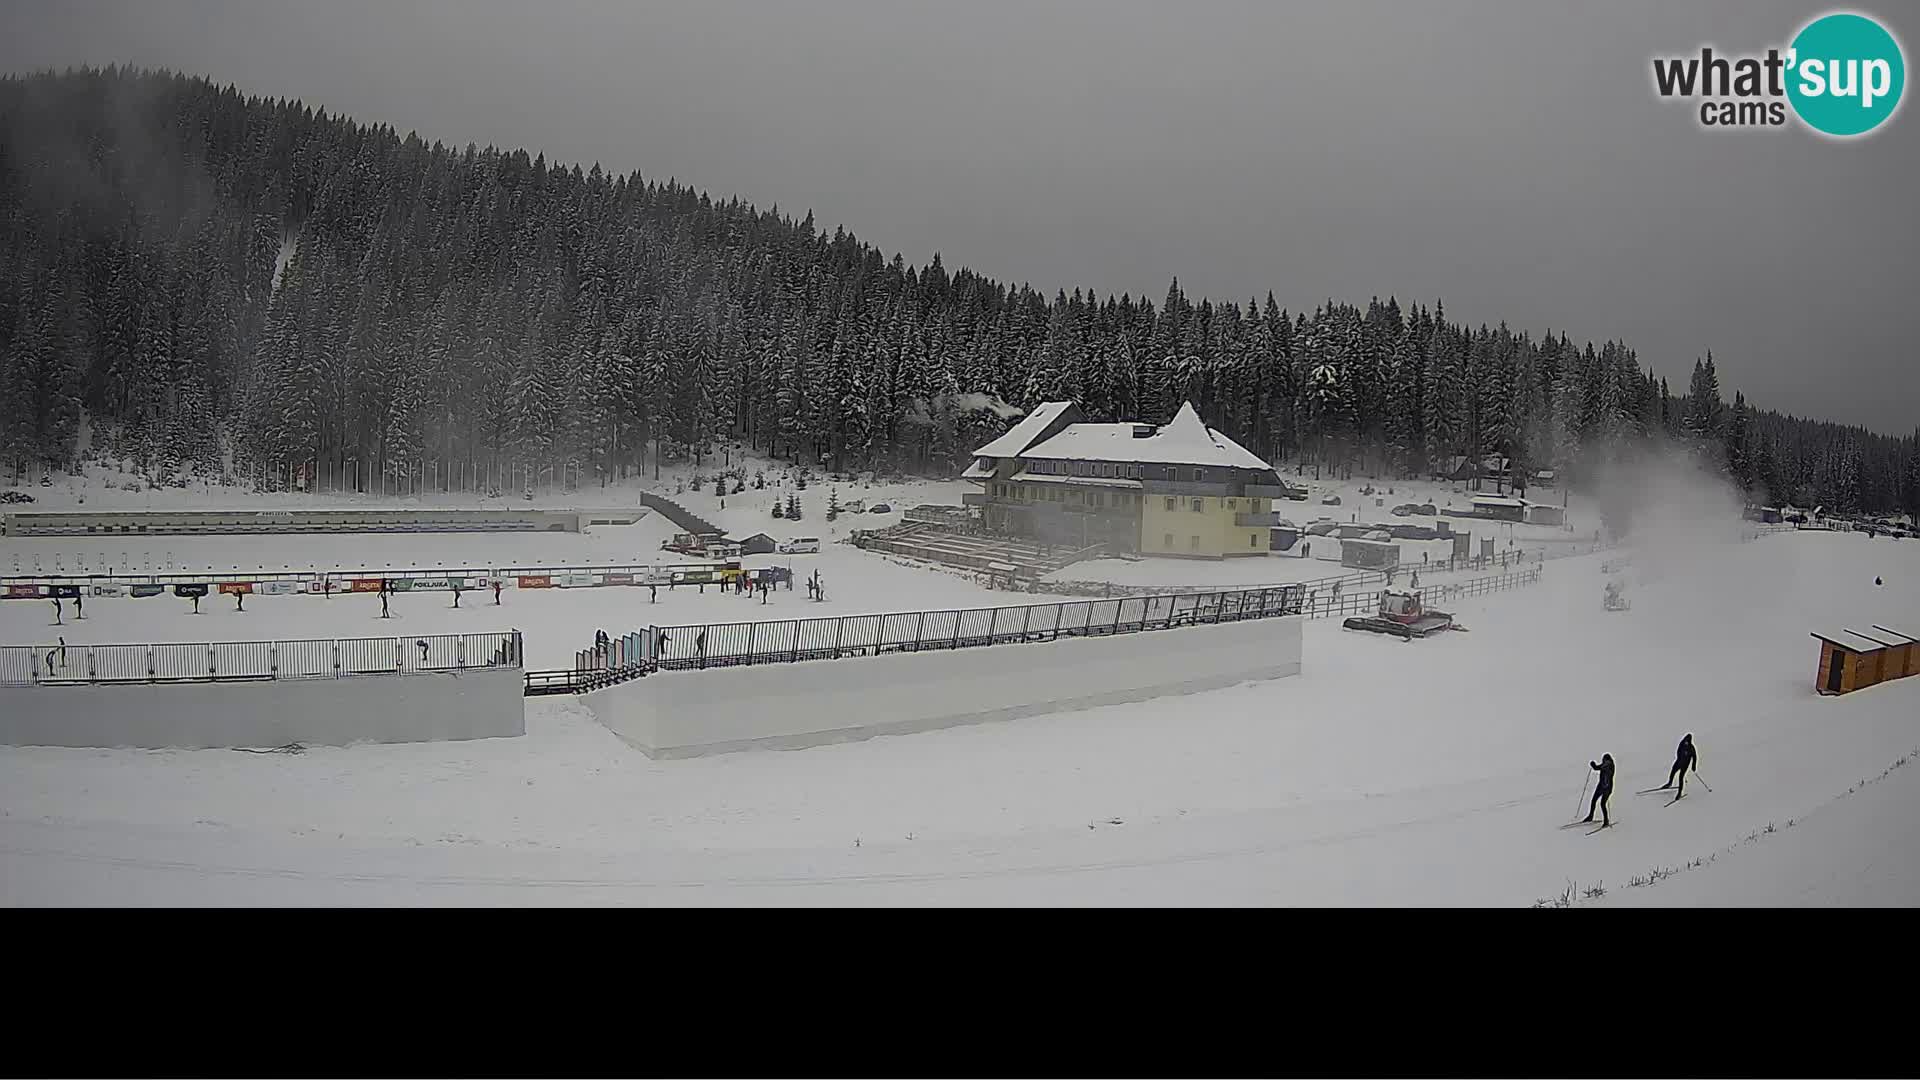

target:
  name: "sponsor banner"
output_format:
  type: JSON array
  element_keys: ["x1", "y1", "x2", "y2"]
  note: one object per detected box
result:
[
  {"x1": 129, "y1": 584, "x2": 166, "y2": 598},
  {"x1": 48, "y1": 584, "x2": 83, "y2": 598},
  {"x1": 409, "y1": 578, "x2": 450, "y2": 590},
  {"x1": 558, "y1": 572, "x2": 595, "y2": 588},
  {"x1": 5, "y1": 584, "x2": 44, "y2": 598},
  {"x1": 218, "y1": 582, "x2": 254, "y2": 595},
  {"x1": 349, "y1": 578, "x2": 385, "y2": 592},
  {"x1": 91, "y1": 584, "x2": 126, "y2": 597},
  {"x1": 602, "y1": 572, "x2": 634, "y2": 586},
  {"x1": 174, "y1": 583, "x2": 209, "y2": 598},
  {"x1": 518, "y1": 575, "x2": 553, "y2": 589},
  {"x1": 388, "y1": 579, "x2": 415, "y2": 592},
  {"x1": 258, "y1": 580, "x2": 301, "y2": 596}
]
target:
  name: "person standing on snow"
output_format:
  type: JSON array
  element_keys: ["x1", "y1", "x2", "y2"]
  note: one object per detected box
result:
[
  {"x1": 51, "y1": 597, "x2": 62, "y2": 625},
  {"x1": 1584, "y1": 753, "x2": 1616, "y2": 827},
  {"x1": 74, "y1": 593, "x2": 83, "y2": 620},
  {"x1": 492, "y1": 580, "x2": 503, "y2": 605},
  {"x1": 1661, "y1": 734, "x2": 1699, "y2": 798}
]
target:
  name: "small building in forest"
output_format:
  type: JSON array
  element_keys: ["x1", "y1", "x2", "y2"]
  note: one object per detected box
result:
[{"x1": 1811, "y1": 625, "x2": 1918, "y2": 695}]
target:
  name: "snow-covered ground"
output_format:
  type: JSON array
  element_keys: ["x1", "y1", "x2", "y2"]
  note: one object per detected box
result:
[{"x1": 5, "y1": 521, "x2": 1915, "y2": 906}]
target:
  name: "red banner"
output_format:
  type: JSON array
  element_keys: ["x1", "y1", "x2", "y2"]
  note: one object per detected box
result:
[
  {"x1": 603, "y1": 573, "x2": 633, "y2": 586},
  {"x1": 349, "y1": 578, "x2": 385, "y2": 592},
  {"x1": 218, "y1": 582, "x2": 254, "y2": 594},
  {"x1": 518, "y1": 575, "x2": 552, "y2": 589},
  {"x1": 5, "y1": 584, "x2": 43, "y2": 598}
]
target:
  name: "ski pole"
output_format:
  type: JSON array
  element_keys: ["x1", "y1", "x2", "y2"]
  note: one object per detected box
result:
[
  {"x1": 1574, "y1": 770, "x2": 1592, "y2": 821},
  {"x1": 1692, "y1": 772, "x2": 1712, "y2": 793}
]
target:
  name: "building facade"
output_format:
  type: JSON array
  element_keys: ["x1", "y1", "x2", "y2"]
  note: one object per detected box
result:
[{"x1": 961, "y1": 401, "x2": 1289, "y2": 558}]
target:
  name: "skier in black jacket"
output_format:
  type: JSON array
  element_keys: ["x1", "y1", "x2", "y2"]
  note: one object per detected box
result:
[
  {"x1": 1584, "y1": 753, "x2": 1616, "y2": 826},
  {"x1": 1662, "y1": 734, "x2": 1698, "y2": 797}
]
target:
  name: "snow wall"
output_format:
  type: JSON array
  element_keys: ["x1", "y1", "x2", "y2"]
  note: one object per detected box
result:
[
  {"x1": 587, "y1": 615, "x2": 1303, "y2": 758},
  {"x1": 0, "y1": 667, "x2": 524, "y2": 749}
]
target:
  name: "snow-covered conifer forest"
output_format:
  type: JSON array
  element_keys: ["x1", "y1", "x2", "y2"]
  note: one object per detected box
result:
[{"x1": 1, "y1": 69, "x2": 1913, "y2": 512}]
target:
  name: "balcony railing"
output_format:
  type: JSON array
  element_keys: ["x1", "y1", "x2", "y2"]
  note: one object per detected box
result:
[{"x1": 1234, "y1": 512, "x2": 1274, "y2": 528}]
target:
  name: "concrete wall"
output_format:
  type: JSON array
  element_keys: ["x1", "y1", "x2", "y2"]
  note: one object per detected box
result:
[
  {"x1": 586, "y1": 615, "x2": 1303, "y2": 758},
  {"x1": 0, "y1": 667, "x2": 524, "y2": 749}
]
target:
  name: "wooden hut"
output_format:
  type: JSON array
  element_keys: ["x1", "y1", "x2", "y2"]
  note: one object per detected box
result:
[
  {"x1": 1868, "y1": 624, "x2": 1918, "y2": 681},
  {"x1": 1810, "y1": 626, "x2": 1915, "y2": 695}
]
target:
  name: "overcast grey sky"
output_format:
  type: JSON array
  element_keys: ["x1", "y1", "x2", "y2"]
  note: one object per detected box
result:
[{"x1": 2, "y1": 0, "x2": 1914, "y2": 433}]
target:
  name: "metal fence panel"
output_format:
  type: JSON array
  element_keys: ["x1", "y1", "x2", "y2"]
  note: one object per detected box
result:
[
  {"x1": 211, "y1": 641, "x2": 273, "y2": 678},
  {"x1": 920, "y1": 610, "x2": 961, "y2": 649},
  {"x1": 91, "y1": 643, "x2": 150, "y2": 681},
  {"x1": 278, "y1": 639, "x2": 336, "y2": 677},
  {"x1": 151, "y1": 642, "x2": 207, "y2": 681},
  {"x1": 954, "y1": 607, "x2": 995, "y2": 645},
  {"x1": 878, "y1": 612, "x2": 922, "y2": 649},
  {"x1": 341, "y1": 637, "x2": 401, "y2": 675},
  {"x1": 0, "y1": 646, "x2": 34, "y2": 685}
]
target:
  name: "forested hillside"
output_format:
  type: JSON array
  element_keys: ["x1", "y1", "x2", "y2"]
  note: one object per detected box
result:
[{"x1": 1, "y1": 68, "x2": 1913, "y2": 512}]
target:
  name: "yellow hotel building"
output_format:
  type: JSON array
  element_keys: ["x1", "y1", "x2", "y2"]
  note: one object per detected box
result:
[{"x1": 961, "y1": 401, "x2": 1290, "y2": 558}]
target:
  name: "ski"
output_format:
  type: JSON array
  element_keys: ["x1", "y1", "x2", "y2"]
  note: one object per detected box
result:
[
  {"x1": 1664, "y1": 794, "x2": 1687, "y2": 807},
  {"x1": 1559, "y1": 820, "x2": 1595, "y2": 830},
  {"x1": 1586, "y1": 823, "x2": 1614, "y2": 835},
  {"x1": 1635, "y1": 786, "x2": 1670, "y2": 795}
]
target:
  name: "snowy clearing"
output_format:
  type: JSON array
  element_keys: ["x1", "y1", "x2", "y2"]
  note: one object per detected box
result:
[{"x1": 4, "y1": 526, "x2": 1915, "y2": 905}]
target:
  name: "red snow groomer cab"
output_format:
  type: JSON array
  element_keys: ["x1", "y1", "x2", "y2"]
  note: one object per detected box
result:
[{"x1": 1342, "y1": 589, "x2": 1461, "y2": 639}]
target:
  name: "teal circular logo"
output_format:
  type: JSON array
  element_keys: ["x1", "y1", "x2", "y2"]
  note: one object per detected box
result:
[{"x1": 1787, "y1": 12, "x2": 1905, "y2": 136}]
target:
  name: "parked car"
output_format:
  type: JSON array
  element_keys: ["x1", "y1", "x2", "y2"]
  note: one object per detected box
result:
[
  {"x1": 1416, "y1": 503, "x2": 1437, "y2": 515},
  {"x1": 1306, "y1": 521, "x2": 1340, "y2": 537},
  {"x1": 778, "y1": 537, "x2": 821, "y2": 554},
  {"x1": 1321, "y1": 494, "x2": 1342, "y2": 506},
  {"x1": 1391, "y1": 503, "x2": 1417, "y2": 516},
  {"x1": 0, "y1": 490, "x2": 34, "y2": 504},
  {"x1": 869, "y1": 503, "x2": 893, "y2": 513}
]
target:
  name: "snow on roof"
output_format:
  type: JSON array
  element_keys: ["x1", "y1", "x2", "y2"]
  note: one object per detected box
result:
[
  {"x1": 970, "y1": 401, "x2": 1067, "y2": 459},
  {"x1": 1811, "y1": 628, "x2": 1892, "y2": 652},
  {"x1": 1020, "y1": 402, "x2": 1274, "y2": 472},
  {"x1": 1471, "y1": 495, "x2": 1527, "y2": 507},
  {"x1": 1845, "y1": 627, "x2": 1906, "y2": 649},
  {"x1": 1870, "y1": 623, "x2": 1917, "y2": 643}
]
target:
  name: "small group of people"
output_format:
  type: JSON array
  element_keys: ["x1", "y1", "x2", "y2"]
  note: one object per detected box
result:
[
  {"x1": 50, "y1": 594, "x2": 82, "y2": 623},
  {"x1": 1583, "y1": 733, "x2": 1699, "y2": 827},
  {"x1": 806, "y1": 570, "x2": 825, "y2": 601}
]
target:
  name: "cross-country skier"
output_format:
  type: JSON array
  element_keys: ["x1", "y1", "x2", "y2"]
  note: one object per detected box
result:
[
  {"x1": 74, "y1": 593, "x2": 83, "y2": 620},
  {"x1": 234, "y1": 590, "x2": 244, "y2": 611},
  {"x1": 452, "y1": 583, "x2": 463, "y2": 608},
  {"x1": 417, "y1": 639, "x2": 429, "y2": 663},
  {"x1": 1584, "y1": 753, "x2": 1616, "y2": 827},
  {"x1": 380, "y1": 591, "x2": 390, "y2": 618},
  {"x1": 492, "y1": 580, "x2": 503, "y2": 605},
  {"x1": 191, "y1": 593, "x2": 200, "y2": 614},
  {"x1": 51, "y1": 597, "x2": 62, "y2": 624},
  {"x1": 1661, "y1": 734, "x2": 1698, "y2": 798}
]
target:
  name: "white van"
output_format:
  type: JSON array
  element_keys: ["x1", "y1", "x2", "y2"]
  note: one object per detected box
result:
[{"x1": 779, "y1": 537, "x2": 821, "y2": 554}]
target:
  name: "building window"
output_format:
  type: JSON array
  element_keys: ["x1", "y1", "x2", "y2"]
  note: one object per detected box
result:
[
  {"x1": 1191, "y1": 498, "x2": 1204, "y2": 513},
  {"x1": 1190, "y1": 535, "x2": 1200, "y2": 551},
  {"x1": 1226, "y1": 498, "x2": 1237, "y2": 509},
  {"x1": 1165, "y1": 497, "x2": 1176, "y2": 512},
  {"x1": 1164, "y1": 533, "x2": 1174, "y2": 548},
  {"x1": 1250, "y1": 533, "x2": 1259, "y2": 547}
]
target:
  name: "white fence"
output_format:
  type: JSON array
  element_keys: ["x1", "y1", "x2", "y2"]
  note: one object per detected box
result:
[{"x1": 0, "y1": 630, "x2": 522, "y2": 686}]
